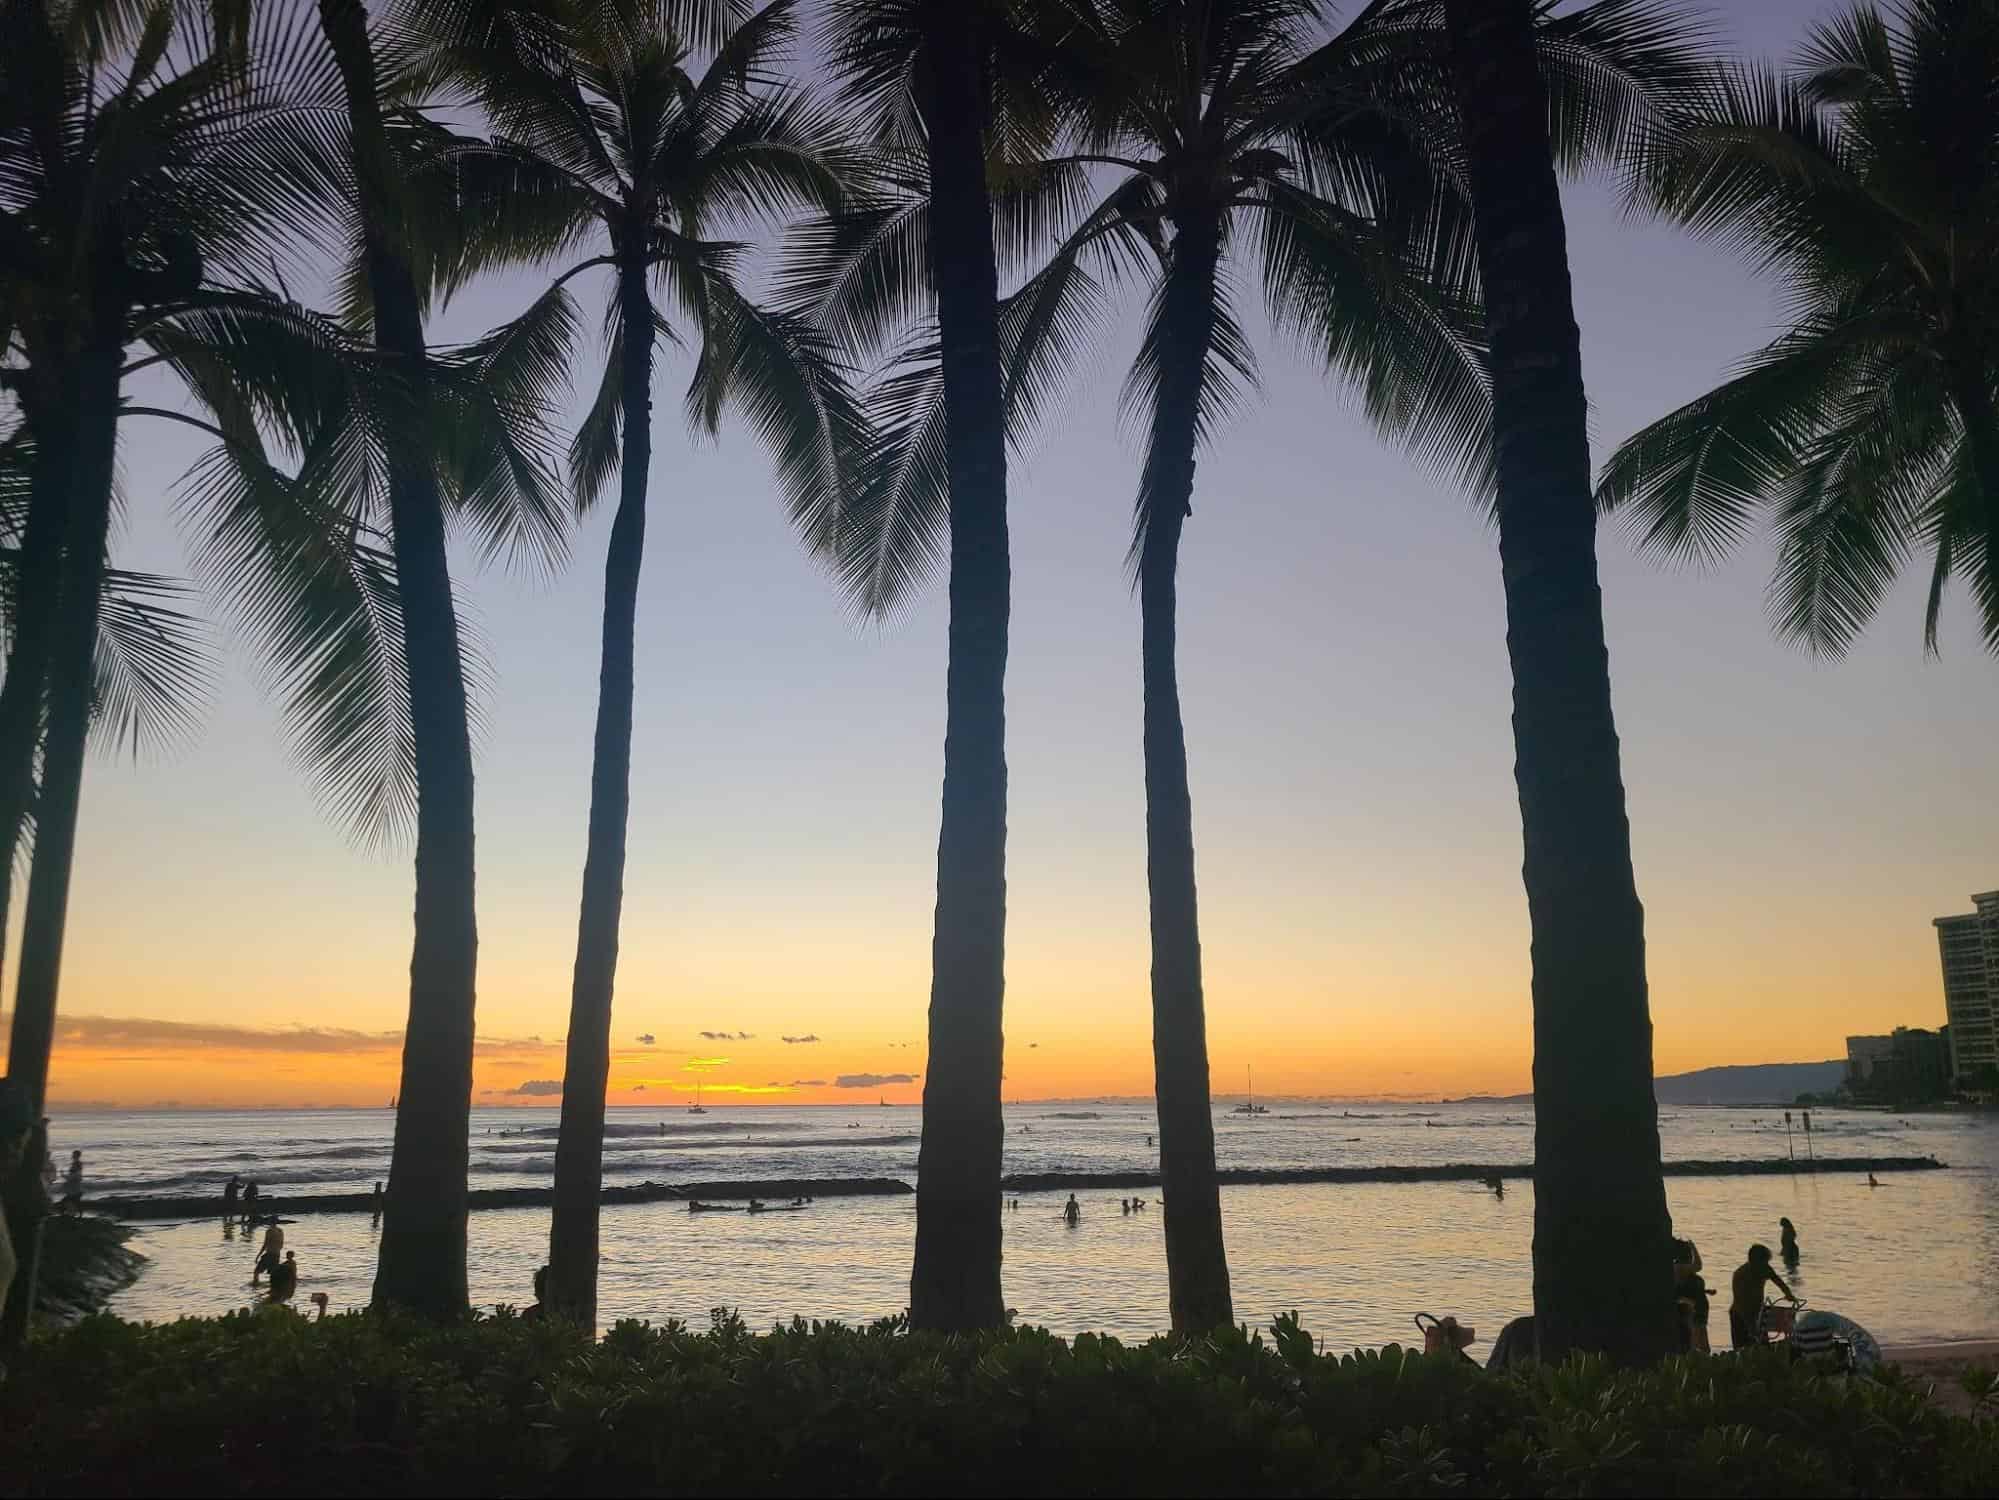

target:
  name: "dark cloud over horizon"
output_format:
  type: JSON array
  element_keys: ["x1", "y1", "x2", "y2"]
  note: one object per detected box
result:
[
  {"x1": 790, "y1": 1079, "x2": 827, "y2": 1088},
  {"x1": 781, "y1": 1034, "x2": 819, "y2": 1044},
  {"x1": 636, "y1": 1033, "x2": 656, "y2": 1045},
  {"x1": 498, "y1": 1079, "x2": 562, "y2": 1096},
  {"x1": 699, "y1": 1030, "x2": 754, "y2": 1041},
  {"x1": 834, "y1": 1073, "x2": 918, "y2": 1089}
]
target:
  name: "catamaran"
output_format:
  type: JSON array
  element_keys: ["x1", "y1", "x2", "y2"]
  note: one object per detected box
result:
[{"x1": 688, "y1": 1082, "x2": 707, "y2": 1115}]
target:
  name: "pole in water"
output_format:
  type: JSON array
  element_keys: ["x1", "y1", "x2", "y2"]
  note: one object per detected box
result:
[
  {"x1": 1783, "y1": 1110, "x2": 1794, "y2": 1163},
  {"x1": 1803, "y1": 1109, "x2": 1814, "y2": 1165}
]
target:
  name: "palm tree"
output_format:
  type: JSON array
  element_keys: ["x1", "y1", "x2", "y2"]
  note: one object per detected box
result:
[
  {"x1": 411, "y1": 0, "x2": 864, "y2": 1327},
  {"x1": 814, "y1": 0, "x2": 1043, "y2": 1332},
  {"x1": 317, "y1": 0, "x2": 569, "y2": 1319},
  {"x1": 1442, "y1": 0, "x2": 1679, "y2": 1364},
  {"x1": 806, "y1": 0, "x2": 1701, "y2": 1336},
  {"x1": 1600, "y1": 0, "x2": 1999, "y2": 658}
]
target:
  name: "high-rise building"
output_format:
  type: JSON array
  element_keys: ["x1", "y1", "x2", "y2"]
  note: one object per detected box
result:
[
  {"x1": 1845, "y1": 1034, "x2": 1895, "y2": 1087},
  {"x1": 1935, "y1": 891, "x2": 1999, "y2": 1084}
]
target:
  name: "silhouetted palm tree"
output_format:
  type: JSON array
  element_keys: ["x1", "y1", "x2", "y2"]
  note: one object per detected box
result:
[
  {"x1": 0, "y1": 0, "x2": 562, "y2": 1336},
  {"x1": 412, "y1": 0, "x2": 865, "y2": 1326},
  {"x1": 806, "y1": 0, "x2": 1701, "y2": 1336},
  {"x1": 318, "y1": 0, "x2": 588, "y2": 1319},
  {"x1": 1600, "y1": 0, "x2": 1999, "y2": 657},
  {"x1": 812, "y1": 0, "x2": 1061, "y2": 1331},
  {"x1": 1443, "y1": 0, "x2": 1679, "y2": 1363}
]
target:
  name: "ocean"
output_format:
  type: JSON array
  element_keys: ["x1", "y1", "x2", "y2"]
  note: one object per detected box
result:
[{"x1": 50, "y1": 1101, "x2": 1999, "y2": 1350}]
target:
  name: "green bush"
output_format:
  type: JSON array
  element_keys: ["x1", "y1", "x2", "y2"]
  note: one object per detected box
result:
[{"x1": 1, "y1": 1308, "x2": 1994, "y2": 1497}]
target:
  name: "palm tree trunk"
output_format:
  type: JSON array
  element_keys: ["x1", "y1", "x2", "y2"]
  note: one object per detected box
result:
[
  {"x1": 320, "y1": 0, "x2": 480, "y2": 1321},
  {"x1": 1, "y1": 330, "x2": 122, "y2": 1346},
  {"x1": 0, "y1": 386, "x2": 70, "y2": 985},
  {"x1": 907, "y1": 3, "x2": 1010, "y2": 1333},
  {"x1": 547, "y1": 254, "x2": 653, "y2": 1328},
  {"x1": 1443, "y1": 0, "x2": 1675, "y2": 1366},
  {"x1": 1140, "y1": 213, "x2": 1232, "y2": 1332}
]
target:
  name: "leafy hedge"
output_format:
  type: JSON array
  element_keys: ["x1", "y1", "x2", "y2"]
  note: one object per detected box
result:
[{"x1": 2, "y1": 1308, "x2": 1995, "y2": 1496}]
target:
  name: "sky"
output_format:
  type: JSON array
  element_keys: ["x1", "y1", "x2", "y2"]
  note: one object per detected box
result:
[{"x1": 14, "y1": 0, "x2": 1997, "y2": 1110}]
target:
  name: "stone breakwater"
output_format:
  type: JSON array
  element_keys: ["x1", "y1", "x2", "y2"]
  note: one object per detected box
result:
[{"x1": 85, "y1": 1156, "x2": 1946, "y2": 1221}]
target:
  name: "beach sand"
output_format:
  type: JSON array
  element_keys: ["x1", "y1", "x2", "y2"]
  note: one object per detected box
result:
[{"x1": 1883, "y1": 1342, "x2": 1999, "y2": 1419}]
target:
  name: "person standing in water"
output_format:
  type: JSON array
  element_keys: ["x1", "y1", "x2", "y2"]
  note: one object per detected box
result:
[
  {"x1": 267, "y1": 1251, "x2": 298, "y2": 1304},
  {"x1": 240, "y1": 1179, "x2": 260, "y2": 1222},
  {"x1": 59, "y1": 1150, "x2": 83, "y2": 1212},
  {"x1": 1063, "y1": 1194, "x2": 1081, "y2": 1226},
  {"x1": 1779, "y1": 1217, "x2": 1800, "y2": 1265},
  {"x1": 221, "y1": 1175, "x2": 241, "y2": 1216},
  {"x1": 253, "y1": 1221, "x2": 285, "y2": 1284}
]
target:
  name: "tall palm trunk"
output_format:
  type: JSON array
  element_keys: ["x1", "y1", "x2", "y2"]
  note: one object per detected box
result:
[
  {"x1": 321, "y1": 0, "x2": 481, "y2": 1321},
  {"x1": 547, "y1": 252, "x2": 653, "y2": 1327},
  {"x1": 1, "y1": 326, "x2": 123, "y2": 1345},
  {"x1": 1140, "y1": 213, "x2": 1232, "y2": 1332},
  {"x1": 907, "y1": 4, "x2": 1010, "y2": 1333},
  {"x1": 1443, "y1": 0, "x2": 1674, "y2": 1365},
  {"x1": 0, "y1": 388, "x2": 70, "y2": 983}
]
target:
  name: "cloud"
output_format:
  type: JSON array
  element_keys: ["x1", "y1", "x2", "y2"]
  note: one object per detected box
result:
[
  {"x1": 834, "y1": 1073, "x2": 918, "y2": 1089},
  {"x1": 632, "y1": 1084, "x2": 646, "y2": 1092},
  {"x1": 699, "y1": 1030, "x2": 754, "y2": 1041},
  {"x1": 503, "y1": 1079, "x2": 563, "y2": 1096},
  {"x1": 781, "y1": 1034, "x2": 820, "y2": 1045},
  {"x1": 686, "y1": 1056, "x2": 729, "y2": 1070},
  {"x1": 636, "y1": 1033, "x2": 656, "y2": 1046},
  {"x1": 789, "y1": 1079, "x2": 827, "y2": 1088},
  {"x1": 764, "y1": 1081, "x2": 781, "y2": 1088},
  {"x1": 1029, "y1": 1042, "x2": 1039, "y2": 1048}
]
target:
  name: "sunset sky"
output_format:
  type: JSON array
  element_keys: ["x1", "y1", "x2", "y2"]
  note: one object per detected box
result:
[{"x1": 16, "y1": 0, "x2": 1995, "y2": 1111}]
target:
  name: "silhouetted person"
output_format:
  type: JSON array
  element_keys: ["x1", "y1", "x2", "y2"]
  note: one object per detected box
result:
[
  {"x1": 370, "y1": 1181, "x2": 383, "y2": 1219},
  {"x1": 1063, "y1": 1194, "x2": 1080, "y2": 1226},
  {"x1": 1779, "y1": 1217, "x2": 1800, "y2": 1265},
  {"x1": 1121, "y1": 1198, "x2": 1131, "y2": 1215},
  {"x1": 253, "y1": 1222, "x2": 285, "y2": 1284},
  {"x1": 241, "y1": 1179, "x2": 260, "y2": 1221},
  {"x1": 0, "y1": 1081, "x2": 36, "y2": 1316},
  {"x1": 267, "y1": 1251, "x2": 297, "y2": 1304},
  {"x1": 521, "y1": 1265, "x2": 548, "y2": 1321},
  {"x1": 1868, "y1": 1172, "x2": 1881, "y2": 1188},
  {"x1": 1672, "y1": 1235, "x2": 1710, "y2": 1354},
  {"x1": 60, "y1": 1150, "x2": 83, "y2": 1212},
  {"x1": 1729, "y1": 1244, "x2": 1794, "y2": 1349},
  {"x1": 221, "y1": 1175, "x2": 241, "y2": 1215}
]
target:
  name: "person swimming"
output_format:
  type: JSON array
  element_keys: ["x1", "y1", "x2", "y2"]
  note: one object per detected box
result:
[{"x1": 1062, "y1": 1194, "x2": 1080, "y2": 1226}]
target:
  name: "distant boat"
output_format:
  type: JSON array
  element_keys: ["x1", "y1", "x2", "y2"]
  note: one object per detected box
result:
[
  {"x1": 879, "y1": 1095, "x2": 891, "y2": 1107},
  {"x1": 1231, "y1": 1067, "x2": 1268, "y2": 1116},
  {"x1": 688, "y1": 1082, "x2": 707, "y2": 1115}
]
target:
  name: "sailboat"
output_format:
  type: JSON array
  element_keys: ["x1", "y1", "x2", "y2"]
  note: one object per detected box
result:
[
  {"x1": 687, "y1": 1082, "x2": 707, "y2": 1115},
  {"x1": 1231, "y1": 1066, "x2": 1268, "y2": 1116}
]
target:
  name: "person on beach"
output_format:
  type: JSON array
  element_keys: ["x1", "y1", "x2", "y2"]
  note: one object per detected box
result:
[
  {"x1": 60, "y1": 1149, "x2": 83, "y2": 1212},
  {"x1": 1063, "y1": 1194, "x2": 1080, "y2": 1226},
  {"x1": 1779, "y1": 1217, "x2": 1800, "y2": 1265},
  {"x1": 1672, "y1": 1235, "x2": 1711, "y2": 1353},
  {"x1": 1729, "y1": 1244, "x2": 1794, "y2": 1349},
  {"x1": 222, "y1": 1175, "x2": 241, "y2": 1215},
  {"x1": 370, "y1": 1181, "x2": 383, "y2": 1219},
  {"x1": 267, "y1": 1251, "x2": 298, "y2": 1304},
  {"x1": 253, "y1": 1221, "x2": 285, "y2": 1284}
]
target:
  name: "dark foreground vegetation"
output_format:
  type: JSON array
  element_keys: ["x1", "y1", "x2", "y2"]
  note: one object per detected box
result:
[{"x1": 2, "y1": 1311, "x2": 1995, "y2": 1497}]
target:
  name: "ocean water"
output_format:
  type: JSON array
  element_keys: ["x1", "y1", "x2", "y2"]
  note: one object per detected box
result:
[{"x1": 48, "y1": 1102, "x2": 1999, "y2": 1350}]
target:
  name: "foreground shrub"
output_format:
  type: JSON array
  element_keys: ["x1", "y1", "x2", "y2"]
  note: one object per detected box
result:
[{"x1": 1, "y1": 1308, "x2": 1994, "y2": 1496}]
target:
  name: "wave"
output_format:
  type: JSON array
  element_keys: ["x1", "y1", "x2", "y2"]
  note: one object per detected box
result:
[{"x1": 1042, "y1": 1112, "x2": 1103, "y2": 1120}]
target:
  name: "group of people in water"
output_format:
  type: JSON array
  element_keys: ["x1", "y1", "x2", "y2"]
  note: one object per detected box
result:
[{"x1": 220, "y1": 1172, "x2": 363, "y2": 1314}]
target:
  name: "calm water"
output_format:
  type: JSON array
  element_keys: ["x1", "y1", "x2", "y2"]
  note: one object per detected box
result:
[{"x1": 51, "y1": 1103, "x2": 1999, "y2": 1350}]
